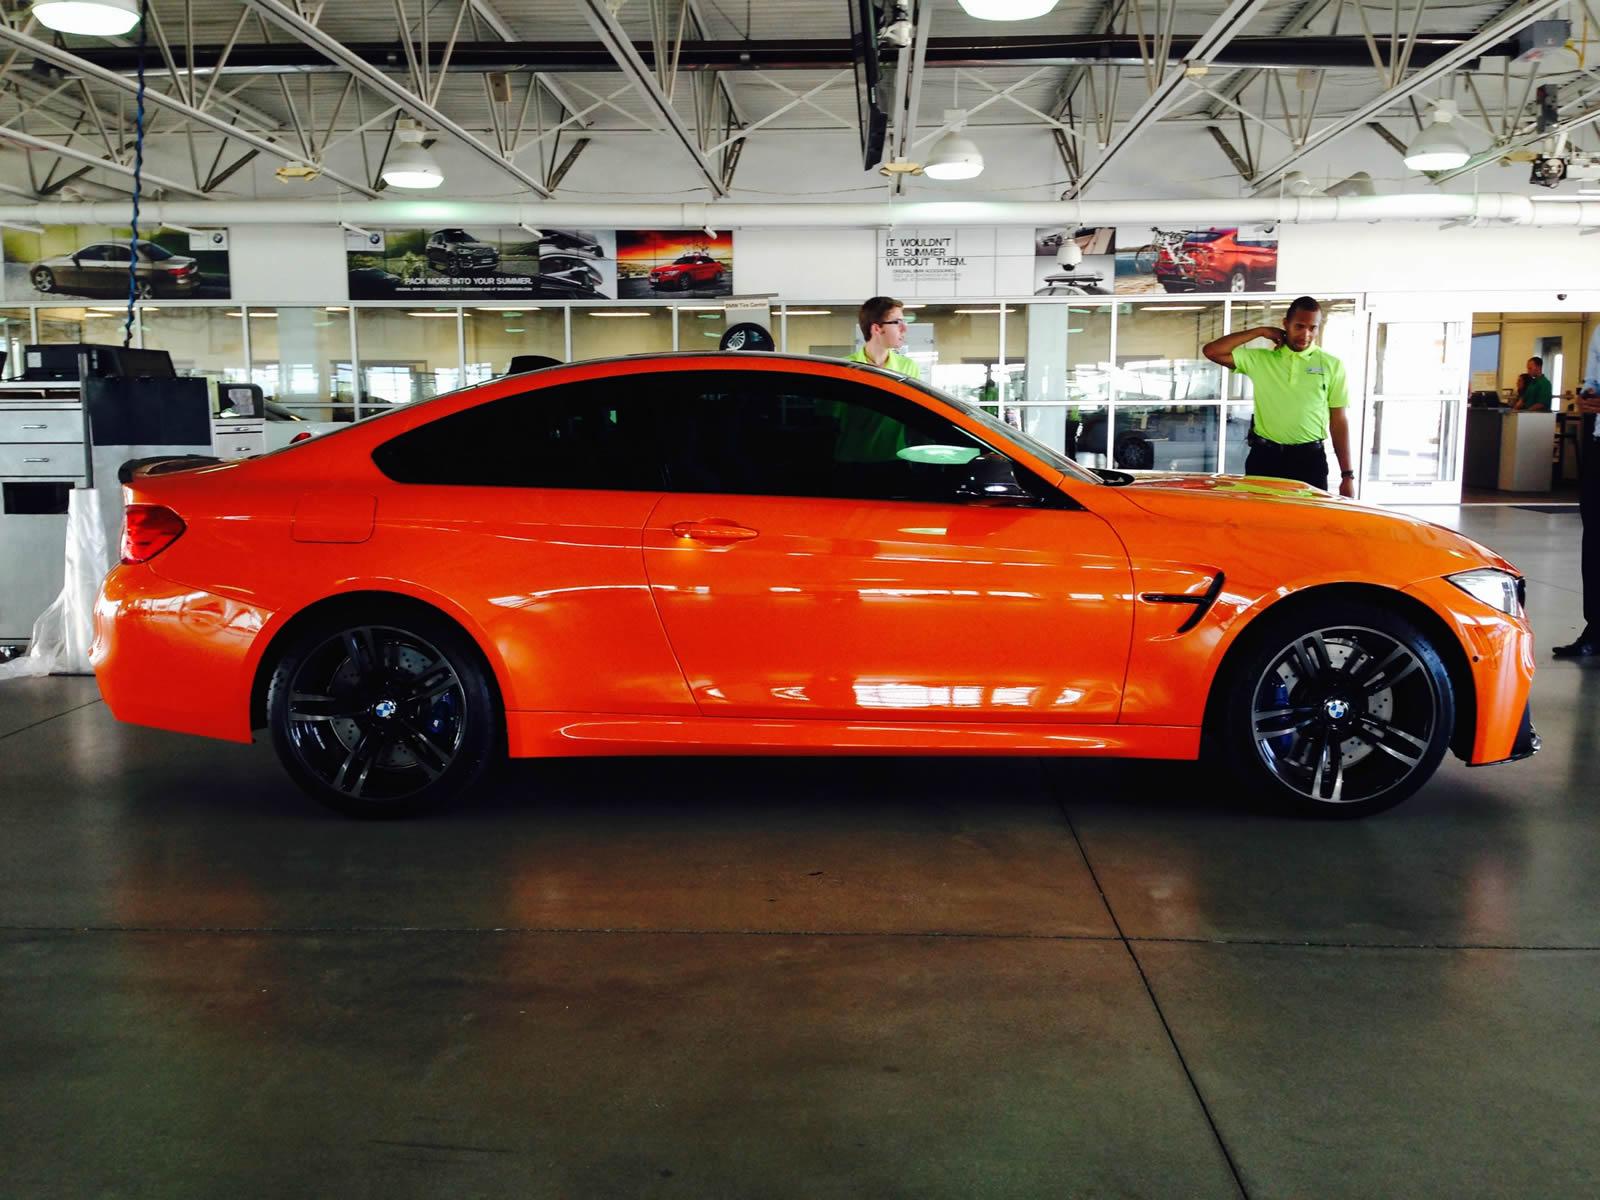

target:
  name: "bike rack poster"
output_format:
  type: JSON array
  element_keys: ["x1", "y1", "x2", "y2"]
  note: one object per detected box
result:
[
  {"x1": 346, "y1": 226, "x2": 619, "y2": 300},
  {"x1": 616, "y1": 230, "x2": 733, "y2": 299},
  {"x1": 2, "y1": 226, "x2": 231, "y2": 300},
  {"x1": 1032, "y1": 226, "x2": 1115, "y2": 297},
  {"x1": 1112, "y1": 223, "x2": 1279, "y2": 294}
]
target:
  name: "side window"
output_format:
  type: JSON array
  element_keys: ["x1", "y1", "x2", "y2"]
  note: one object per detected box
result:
[
  {"x1": 660, "y1": 371, "x2": 993, "y2": 503},
  {"x1": 371, "y1": 378, "x2": 664, "y2": 491},
  {"x1": 103, "y1": 245, "x2": 131, "y2": 263}
]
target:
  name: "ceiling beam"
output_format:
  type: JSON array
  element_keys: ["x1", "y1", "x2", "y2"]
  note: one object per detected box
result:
[
  {"x1": 1064, "y1": 0, "x2": 1275, "y2": 199},
  {"x1": 466, "y1": 0, "x2": 591, "y2": 129},
  {"x1": 55, "y1": 35, "x2": 1514, "y2": 76},
  {"x1": 0, "y1": 22, "x2": 380, "y2": 198},
  {"x1": 578, "y1": 0, "x2": 728, "y2": 197},
  {"x1": 0, "y1": 124, "x2": 208, "y2": 197},
  {"x1": 242, "y1": 0, "x2": 553, "y2": 197},
  {"x1": 1250, "y1": 0, "x2": 1570, "y2": 188}
]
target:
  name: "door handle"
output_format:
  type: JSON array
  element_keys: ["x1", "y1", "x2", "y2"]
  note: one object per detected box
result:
[{"x1": 671, "y1": 520, "x2": 759, "y2": 542}]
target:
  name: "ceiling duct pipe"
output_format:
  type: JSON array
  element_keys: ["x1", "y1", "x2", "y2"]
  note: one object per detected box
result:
[{"x1": 0, "y1": 195, "x2": 1597, "y2": 226}]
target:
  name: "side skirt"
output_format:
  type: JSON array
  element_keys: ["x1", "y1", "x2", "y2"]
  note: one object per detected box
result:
[{"x1": 505, "y1": 713, "x2": 1202, "y2": 760}]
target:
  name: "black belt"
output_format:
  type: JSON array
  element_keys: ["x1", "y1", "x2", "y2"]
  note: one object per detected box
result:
[{"x1": 1246, "y1": 430, "x2": 1323, "y2": 450}]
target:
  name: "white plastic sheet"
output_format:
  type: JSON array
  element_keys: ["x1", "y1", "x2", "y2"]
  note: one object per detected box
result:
[{"x1": 0, "y1": 488, "x2": 110, "y2": 679}]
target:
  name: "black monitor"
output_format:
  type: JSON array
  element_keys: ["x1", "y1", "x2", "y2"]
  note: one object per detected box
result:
[{"x1": 21, "y1": 343, "x2": 175, "y2": 381}]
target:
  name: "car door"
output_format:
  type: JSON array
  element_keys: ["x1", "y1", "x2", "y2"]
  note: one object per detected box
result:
[
  {"x1": 61, "y1": 244, "x2": 104, "y2": 288},
  {"x1": 97, "y1": 244, "x2": 132, "y2": 290},
  {"x1": 368, "y1": 374, "x2": 695, "y2": 717},
  {"x1": 642, "y1": 367, "x2": 1135, "y2": 723}
]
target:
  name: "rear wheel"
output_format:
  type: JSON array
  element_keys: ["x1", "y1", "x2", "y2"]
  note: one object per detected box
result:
[
  {"x1": 266, "y1": 607, "x2": 499, "y2": 817},
  {"x1": 1228, "y1": 267, "x2": 1250, "y2": 293},
  {"x1": 1219, "y1": 601, "x2": 1454, "y2": 817}
]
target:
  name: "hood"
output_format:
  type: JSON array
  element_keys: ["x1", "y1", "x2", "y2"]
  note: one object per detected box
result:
[{"x1": 1111, "y1": 472, "x2": 1519, "y2": 577}]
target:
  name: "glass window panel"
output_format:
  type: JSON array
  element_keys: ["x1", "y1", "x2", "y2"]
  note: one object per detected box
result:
[
  {"x1": 1023, "y1": 303, "x2": 1113, "y2": 413},
  {"x1": 1367, "y1": 399, "x2": 1457, "y2": 482},
  {"x1": 1224, "y1": 403, "x2": 1253, "y2": 474},
  {"x1": 1003, "y1": 403, "x2": 1108, "y2": 468},
  {"x1": 677, "y1": 302, "x2": 732, "y2": 351},
  {"x1": 903, "y1": 303, "x2": 1004, "y2": 405},
  {"x1": 464, "y1": 306, "x2": 565, "y2": 385},
  {"x1": 571, "y1": 306, "x2": 673, "y2": 360},
  {"x1": 246, "y1": 307, "x2": 353, "y2": 419},
  {"x1": 782, "y1": 305, "x2": 856, "y2": 358},
  {"x1": 36, "y1": 305, "x2": 130, "y2": 349},
  {"x1": 1115, "y1": 302, "x2": 1225, "y2": 403},
  {"x1": 1112, "y1": 404, "x2": 1219, "y2": 473},
  {"x1": 132, "y1": 305, "x2": 246, "y2": 382},
  {"x1": 1375, "y1": 321, "x2": 1459, "y2": 395},
  {"x1": 0, "y1": 309, "x2": 30, "y2": 377},
  {"x1": 355, "y1": 307, "x2": 461, "y2": 409}
]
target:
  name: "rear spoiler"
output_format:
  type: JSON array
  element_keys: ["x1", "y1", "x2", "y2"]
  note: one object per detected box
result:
[{"x1": 117, "y1": 455, "x2": 221, "y2": 485}]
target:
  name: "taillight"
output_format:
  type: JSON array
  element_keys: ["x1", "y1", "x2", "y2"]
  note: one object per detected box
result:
[{"x1": 121, "y1": 504, "x2": 186, "y2": 564}]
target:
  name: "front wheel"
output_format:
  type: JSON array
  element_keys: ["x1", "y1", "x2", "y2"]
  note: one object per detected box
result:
[
  {"x1": 1218, "y1": 601, "x2": 1454, "y2": 817},
  {"x1": 31, "y1": 266, "x2": 55, "y2": 293},
  {"x1": 266, "y1": 607, "x2": 500, "y2": 817}
]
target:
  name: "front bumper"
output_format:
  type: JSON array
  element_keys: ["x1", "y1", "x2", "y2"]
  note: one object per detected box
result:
[{"x1": 1471, "y1": 701, "x2": 1541, "y2": 767}]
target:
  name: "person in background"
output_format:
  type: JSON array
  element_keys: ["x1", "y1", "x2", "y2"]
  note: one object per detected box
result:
[
  {"x1": 1202, "y1": 296, "x2": 1356, "y2": 498},
  {"x1": 847, "y1": 296, "x2": 920, "y2": 379},
  {"x1": 1553, "y1": 329, "x2": 1600, "y2": 656},
  {"x1": 1512, "y1": 357, "x2": 1553, "y2": 411}
]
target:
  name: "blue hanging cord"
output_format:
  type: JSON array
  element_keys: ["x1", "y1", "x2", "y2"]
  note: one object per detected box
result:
[{"x1": 123, "y1": 0, "x2": 150, "y2": 349}]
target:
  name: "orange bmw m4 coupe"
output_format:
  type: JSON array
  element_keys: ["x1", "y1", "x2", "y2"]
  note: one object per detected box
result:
[{"x1": 92, "y1": 354, "x2": 1537, "y2": 818}]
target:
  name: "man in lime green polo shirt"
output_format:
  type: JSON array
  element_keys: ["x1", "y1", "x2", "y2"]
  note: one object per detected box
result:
[
  {"x1": 846, "y1": 295, "x2": 920, "y2": 378},
  {"x1": 1514, "y1": 357, "x2": 1553, "y2": 411},
  {"x1": 1203, "y1": 295, "x2": 1355, "y2": 497}
]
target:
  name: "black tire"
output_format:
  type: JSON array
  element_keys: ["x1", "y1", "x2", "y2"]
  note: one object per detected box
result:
[
  {"x1": 266, "y1": 605, "x2": 500, "y2": 817},
  {"x1": 1115, "y1": 435, "x2": 1155, "y2": 470},
  {"x1": 1218, "y1": 600, "x2": 1454, "y2": 818},
  {"x1": 31, "y1": 266, "x2": 55, "y2": 293}
]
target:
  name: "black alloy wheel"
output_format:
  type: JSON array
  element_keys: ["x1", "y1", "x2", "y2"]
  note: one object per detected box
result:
[
  {"x1": 266, "y1": 610, "x2": 499, "y2": 817},
  {"x1": 31, "y1": 266, "x2": 55, "y2": 292},
  {"x1": 1220, "y1": 601, "x2": 1454, "y2": 817}
]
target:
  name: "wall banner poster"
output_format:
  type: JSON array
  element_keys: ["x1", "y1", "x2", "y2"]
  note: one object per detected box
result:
[
  {"x1": 346, "y1": 226, "x2": 734, "y2": 301},
  {"x1": 2, "y1": 226, "x2": 231, "y2": 301},
  {"x1": 876, "y1": 228, "x2": 998, "y2": 296}
]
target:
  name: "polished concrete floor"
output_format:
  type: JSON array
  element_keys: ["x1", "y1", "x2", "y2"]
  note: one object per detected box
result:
[{"x1": 3, "y1": 505, "x2": 1598, "y2": 1199}]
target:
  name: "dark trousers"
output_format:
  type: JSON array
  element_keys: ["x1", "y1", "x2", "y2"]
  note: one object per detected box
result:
[
  {"x1": 1244, "y1": 437, "x2": 1329, "y2": 491},
  {"x1": 1582, "y1": 430, "x2": 1600, "y2": 632}
]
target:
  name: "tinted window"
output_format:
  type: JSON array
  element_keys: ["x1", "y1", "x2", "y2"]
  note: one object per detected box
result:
[
  {"x1": 372, "y1": 379, "x2": 663, "y2": 491},
  {"x1": 103, "y1": 245, "x2": 132, "y2": 263},
  {"x1": 137, "y1": 242, "x2": 173, "y2": 260},
  {"x1": 659, "y1": 371, "x2": 996, "y2": 503},
  {"x1": 1184, "y1": 231, "x2": 1225, "y2": 244}
]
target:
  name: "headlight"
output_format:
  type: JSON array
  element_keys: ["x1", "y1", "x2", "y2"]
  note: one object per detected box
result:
[{"x1": 1447, "y1": 568, "x2": 1525, "y2": 617}]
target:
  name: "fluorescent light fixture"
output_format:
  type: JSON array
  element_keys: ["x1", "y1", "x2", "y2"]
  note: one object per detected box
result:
[
  {"x1": 324, "y1": 306, "x2": 349, "y2": 313},
  {"x1": 957, "y1": 0, "x2": 1058, "y2": 19},
  {"x1": 407, "y1": 311, "x2": 457, "y2": 318},
  {"x1": 503, "y1": 327, "x2": 526, "y2": 333},
  {"x1": 32, "y1": 0, "x2": 139, "y2": 36},
  {"x1": 588, "y1": 311, "x2": 653, "y2": 317},
  {"x1": 784, "y1": 310, "x2": 833, "y2": 316},
  {"x1": 476, "y1": 305, "x2": 538, "y2": 312},
  {"x1": 1404, "y1": 100, "x2": 1471, "y2": 171},
  {"x1": 677, "y1": 305, "x2": 725, "y2": 311},
  {"x1": 1140, "y1": 305, "x2": 1206, "y2": 312},
  {"x1": 226, "y1": 310, "x2": 277, "y2": 318},
  {"x1": 924, "y1": 110, "x2": 984, "y2": 180},
  {"x1": 382, "y1": 123, "x2": 444, "y2": 189},
  {"x1": 953, "y1": 307, "x2": 1017, "y2": 314}
]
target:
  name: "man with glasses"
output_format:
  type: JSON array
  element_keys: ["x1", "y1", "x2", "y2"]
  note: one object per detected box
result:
[{"x1": 848, "y1": 296, "x2": 920, "y2": 379}]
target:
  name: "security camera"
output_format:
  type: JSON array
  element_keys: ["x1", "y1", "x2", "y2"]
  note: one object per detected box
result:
[
  {"x1": 1055, "y1": 240, "x2": 1084, "y2": 269},
  {"x1": 1531, "y1": 154, "x2": 1567, "y2": 187},
  {"x1": 1558, "y1": 293, "x2": 1569, "y2": 301},
  {"x1": 877, "y1": 1, "x2": 912, "y2": 49}
]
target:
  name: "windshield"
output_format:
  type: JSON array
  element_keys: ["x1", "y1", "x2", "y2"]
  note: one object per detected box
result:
[
  {"x1": 896, "y1": 375, "x2": 1101, "y2": 486},
  {"x1": 673, "y1": 256, "x2": 698, "y2": 264},
  {"x1": 1183, "y1": 230, "x2": 1226, "y2": 244}
]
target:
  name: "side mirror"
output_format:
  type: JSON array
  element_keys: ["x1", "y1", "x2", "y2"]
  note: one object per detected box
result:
[
  {"x1": 71, "y1": 254, "x2": 82, "y2": 266},
  {"x1": 955, "y1": 452, "x2": 1035, "y2": 505}
]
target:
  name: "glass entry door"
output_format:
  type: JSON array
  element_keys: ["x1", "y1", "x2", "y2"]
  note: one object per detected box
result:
[{"x1": 1361, "y1": 313, "x2": 1470, "y2": 505}]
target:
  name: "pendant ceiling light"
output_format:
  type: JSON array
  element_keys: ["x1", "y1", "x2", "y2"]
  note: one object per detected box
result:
[
  {"x1": 32, "y1": 0, "x2": 140, "y2": 36},
  {"x1": 924, "y1": 109, "x2": 984, "y2": 180},
  {"x1": 1403, "y1": 100, "x2": 1471, "y2": 172},
  {"x1": 382, "y1": 124, "x2": 444, "y2": 190},
  {"x1": 957, "y1": 0, "x2": 1059, "y2": 19}
]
